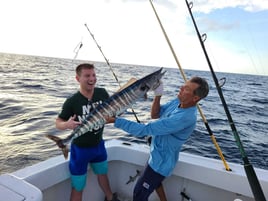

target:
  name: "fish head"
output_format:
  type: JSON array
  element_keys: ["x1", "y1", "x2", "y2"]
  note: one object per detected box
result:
[{"x1": 138, "y1": 67, "x2": 166, "y2": 92}]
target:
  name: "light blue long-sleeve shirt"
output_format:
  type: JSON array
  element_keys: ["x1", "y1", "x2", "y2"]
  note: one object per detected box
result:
[{"x1": 114, "y1": 98, "x2": 197, "y2": 177}]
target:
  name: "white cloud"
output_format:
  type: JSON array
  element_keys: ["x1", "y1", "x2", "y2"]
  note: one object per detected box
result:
[{"x1": 191, "y1": 0, "x2": 268, "y2": 13}]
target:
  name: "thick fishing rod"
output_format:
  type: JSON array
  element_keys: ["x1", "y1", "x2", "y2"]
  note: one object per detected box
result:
[
  {"x1": 149, "y1": 0, "x2": 231, "y2": 171},
  {"x1": 84, "y1": 23, "x2": 140, "y2": 123},
  {"x1": 185, "y1": 1, "x2": 266, "y2": 200}
]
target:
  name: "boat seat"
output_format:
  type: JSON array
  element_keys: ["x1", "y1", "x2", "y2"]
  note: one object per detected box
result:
[{"x1": 0, "y1": 174, "x2": 42, "y2": 201}]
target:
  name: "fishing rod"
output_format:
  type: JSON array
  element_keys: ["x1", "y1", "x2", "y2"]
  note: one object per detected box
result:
[
  {"x1": 185, "y1": 1, "x2": 266, "y2": 200},
  {"x1": 148, "y1": 0, "x2": 231, "y2": 171},
  {"x1": 84, "y1": 23, "x2": 140, "y2": 123}
]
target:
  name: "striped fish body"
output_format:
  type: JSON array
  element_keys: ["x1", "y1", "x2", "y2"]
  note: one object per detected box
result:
[{"x1": 46, "y1": 67, "x2": 165, "y2": 158}]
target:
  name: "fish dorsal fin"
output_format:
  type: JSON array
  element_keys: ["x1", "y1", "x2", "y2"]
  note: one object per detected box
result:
[{"x1": 116, "y1": 78, "x2": 137, "y2": 93}]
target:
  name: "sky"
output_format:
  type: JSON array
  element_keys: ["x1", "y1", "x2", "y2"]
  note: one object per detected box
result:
[{"x1": 1, "y1": 0, "x2": 268, "y2": 76}]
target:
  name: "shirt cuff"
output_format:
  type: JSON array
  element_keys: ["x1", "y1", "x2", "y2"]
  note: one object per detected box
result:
[{"x1": 114, "y1": 117, "x2": 121, "y2": 128}]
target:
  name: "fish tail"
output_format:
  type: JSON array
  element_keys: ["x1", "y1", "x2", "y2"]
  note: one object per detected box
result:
[{"x1": 46, "y1": 134, "x2": 69, "y2": 159}]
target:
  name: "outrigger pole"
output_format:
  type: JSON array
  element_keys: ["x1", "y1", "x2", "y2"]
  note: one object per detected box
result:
[
  {"x1": 185, "y1": 1, "x2": 266, "y2": 200},
  {"x1": 72, "y1": 41, "x2": 83, "y2": 61},
  {"x1": 148, "y1": 0, "x2": 231, "y2": 171},
  {"x1": 84, "y1": 24, "x2": 140, "y2": 123}
]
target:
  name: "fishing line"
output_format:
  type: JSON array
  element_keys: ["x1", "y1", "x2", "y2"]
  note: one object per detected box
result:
[
  {"x1": 149, "y1": 0, "x2": 231, "y2": 171},
  {"x1": 227, "y1": 7, "x2": 261, "y2": 75},
  {"x1": 185, "y1": 1, "x2": 266, "y2": 200},
  {"x1": 84, "y1": 23, "x2": 140, "y2": 123},
  {"x1": 202, "y1": 37, "x2": 222, "y2": 74},
  {"x1": 238, "y1": 20, "x2": 261, "y2": 75}
]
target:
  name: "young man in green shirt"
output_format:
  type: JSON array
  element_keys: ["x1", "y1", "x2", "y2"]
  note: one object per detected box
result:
[{"x1": 56, "y1": 63, "x2": 119, "y2": 201}]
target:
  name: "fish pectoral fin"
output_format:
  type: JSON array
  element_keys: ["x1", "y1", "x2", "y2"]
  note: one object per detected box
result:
[{"x1": 144, "y1": 93, "x2": 148, "y2": 100}]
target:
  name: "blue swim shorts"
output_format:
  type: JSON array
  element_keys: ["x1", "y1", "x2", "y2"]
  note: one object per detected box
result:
[{"x1": 69, "y1": 140, "x2": 108, "y2": 191}]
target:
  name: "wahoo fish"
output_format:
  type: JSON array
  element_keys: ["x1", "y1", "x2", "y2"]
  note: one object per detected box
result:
[{"x1": 46, "y1": 68, "x2": 165, "y2": 159}]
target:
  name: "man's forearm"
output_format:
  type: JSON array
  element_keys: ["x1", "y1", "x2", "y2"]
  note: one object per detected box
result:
[{"x1": 55, "y1": 118, "x2": 68, "y2": 130}]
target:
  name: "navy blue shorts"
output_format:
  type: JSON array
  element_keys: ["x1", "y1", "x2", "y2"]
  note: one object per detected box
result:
[{"x1": 133, "y1": 164, "x2": 165, "y2": 201}]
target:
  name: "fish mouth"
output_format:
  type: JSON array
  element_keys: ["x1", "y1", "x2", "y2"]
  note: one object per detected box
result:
[{"x1": 151, "y1": 68, "x2": 166, "y2": 90}]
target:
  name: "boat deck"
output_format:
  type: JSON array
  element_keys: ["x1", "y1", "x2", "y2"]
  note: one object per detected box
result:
[{"x1": 0, "y1": 139, "x2": 267, "y2": 201}]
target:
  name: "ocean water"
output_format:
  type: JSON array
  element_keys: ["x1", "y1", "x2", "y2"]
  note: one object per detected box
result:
[{"x1": 0, "y1": 52, "x2": 267, "y2": 175}]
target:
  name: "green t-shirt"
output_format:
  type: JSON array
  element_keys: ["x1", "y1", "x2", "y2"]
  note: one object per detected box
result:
[{"x1": 58, "y1": 88, "x2": 109, "y2": 147}]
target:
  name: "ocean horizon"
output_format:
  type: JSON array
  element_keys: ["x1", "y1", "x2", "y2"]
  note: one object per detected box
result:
[{"x1": 0, "y1": 52, "x2": 267, "y2": 175}]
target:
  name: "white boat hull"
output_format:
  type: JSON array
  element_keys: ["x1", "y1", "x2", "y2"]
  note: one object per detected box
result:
[{"x1": 0, "y1": 139, "x2": 267, "y2": 201}]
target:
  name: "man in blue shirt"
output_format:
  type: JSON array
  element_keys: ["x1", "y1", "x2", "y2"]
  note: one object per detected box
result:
[{"x1": 106, "y1": 76, "x2": 209, "y2": 201}]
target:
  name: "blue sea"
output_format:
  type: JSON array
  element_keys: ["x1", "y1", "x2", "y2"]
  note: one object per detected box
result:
[{"x1": 0, "y1": 52, "x2": 267, "y2": 175}]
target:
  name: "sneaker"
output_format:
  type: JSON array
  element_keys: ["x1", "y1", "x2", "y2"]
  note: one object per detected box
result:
[{"x1": 104, "y1": 193, "x2": 120, "y2": 201}]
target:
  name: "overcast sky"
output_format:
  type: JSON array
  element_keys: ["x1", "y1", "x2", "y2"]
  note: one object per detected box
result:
[{"x1": 1, "y1": 0, "x2": 268, "y2": 75}]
